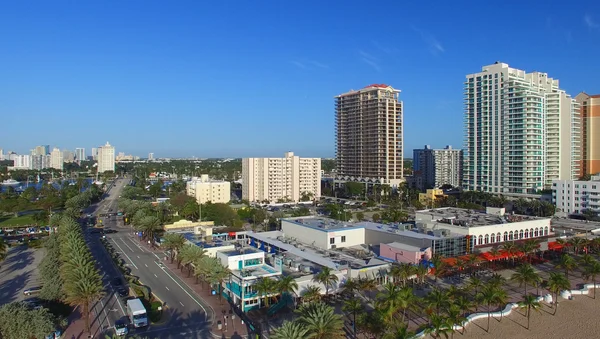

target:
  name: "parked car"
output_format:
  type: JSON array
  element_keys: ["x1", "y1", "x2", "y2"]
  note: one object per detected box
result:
[
  {"x1": 117, "y1": 287, "x2": 128, "y2": 297},
  {"x1": 23, "y1": 287, "x2": 42, "y2": 296},
  {"x1": 112, "y1": 278, "x2": 123, "y2": 287}
]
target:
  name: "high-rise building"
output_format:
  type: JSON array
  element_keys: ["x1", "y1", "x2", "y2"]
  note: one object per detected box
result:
[
  {"x1": 242, "y1": 152, "x2": 321, "y2": 203},
  {"x1": 335, "y1": 84, "x2": 403, "y2": 187},
  {"x1": 463, "y1": 62, "x2": 580, "y2": 194},
  {"x1": 62, "y1": 150, "x2": 75, "y2": 163},
  {"x1": 50, "y1": 148, "x2": 63, "y2": 170},
  {"x1": 33, "y1": 145, "x2": 49, "y2": 156},
  {"x1": 413, "y1": 145, "x2": 463, "y2": 190},
  {"x1": 97, "y1": 142, "x2": 115, "y2": 173},
  {"x1": 75, "y1": 148, "x2": 85, "y2": 162},
  {"x1": 91, "y1": 147, "x2": 98, "y2": 160},
  {"x1": 575, "y1": 93, "x2": 600, "y2": 177},
  {"x1": 186, "y1": 175, "x2": 231, "y2": 204},
  {"x1": 13, "y1": 155, "x2": 32, "y2": 169},
  {"x1": 0, "y1": 148, "x2": 3, "y2": 161},
  {"x1": 32, "y1": 154, "x2": 50, "y2": 170},
  {"x1": 148, "y1": 153, "x2": 154, "y2": 161}
]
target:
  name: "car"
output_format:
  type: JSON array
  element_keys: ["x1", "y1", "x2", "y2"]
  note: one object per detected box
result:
[
  {"x1": 112, "y1": 278, "x2": 123, "y2": 287},
  {"x1": 23, "y1": 287, "x2": 42, "y2": 296},
  {"x1": 114, "y1": 319, "x2": 129, "y2": 336},
  {"x1": 23, "y1": 297, "x2": 43, "y2": 310},
  {"x1": 104, "y1": 229, "x2": 117, "y2": 234},
  {"x1": 116, "y1": 287, "x2": 128, "y2": 297}
]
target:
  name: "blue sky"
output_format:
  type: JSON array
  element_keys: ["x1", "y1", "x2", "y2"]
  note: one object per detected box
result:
[{"x1": 1, "y1": 1, "x2": 599, "y2": 158}]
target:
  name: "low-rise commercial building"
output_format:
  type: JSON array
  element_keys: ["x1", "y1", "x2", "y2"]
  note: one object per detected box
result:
[
  {"x1": 552, "y1": 175, "x2": 600, "y2": 215},
  {"x1": 186, "y1": 175, "x2": 231, "y2": 204},
  {"x1": 418, "y1": 189, "x2": 447, "y2": 207}
]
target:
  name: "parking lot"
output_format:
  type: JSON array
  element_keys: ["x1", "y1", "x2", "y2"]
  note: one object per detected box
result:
[{"x1": 0, "y1": 245, "x2": 44, "y2": 306}]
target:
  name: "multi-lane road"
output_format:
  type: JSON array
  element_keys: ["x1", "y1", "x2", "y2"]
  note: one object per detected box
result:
[{"x1": 85, "y1": 178, "x2": 216, "y2": 338}]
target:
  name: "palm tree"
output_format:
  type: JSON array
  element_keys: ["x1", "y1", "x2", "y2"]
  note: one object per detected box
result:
[
  {"x1": 162, "y1": 233, "x2": 185, "y2": 263},
  {"x1": 547, "y1": 272, "x2": 570, "y2": 315},
  {"x1": 397, "y1": 286, "x2": 416, "y2": 324},
  {"x1": 511, "y1": 263, "x2": 541, "y2": 296},
  {"x1": 466, "y1": 253, "x2": 481, "y2": 276},
  {"x1": 340, "y1": 277, "x2": 358, "y2": 297},
  {"x1": 430, "y1": 254, "x2": 446, "y2": 282},
  {"x1": 63, "y1": 259, "x2": 105, "y2": 334},
  {"x1": 254, "y1": 278, "x2": 277, "y2": 308},
  {"x1": 425, "y1": 314, "x2": 453, "y2": 339},
  {"x1": 555, "y1": 254, "x2": 577, "y2": 279},
  {"x1": 277, "y1": 275, "x2": 299, "y2": 297},
  {"x1": 518, "y1": 294, "x2": 542, "y2": 330},
  {"x1": 302, "y1": 285, "x2": 322, "y2": 304},
  {"x1": 582, "y1": 260, "x2": 600, "y2": 299},
  {"x1": 296, "y1": 301, "x2": 345, "y2": 339},
  {"x1": 579, "y1": 253, "x2": 596, "y2": 267},
  {"x1": 501, "y1": 241, "x2": 518, "y2": 266},
  {"x1": 382, "y1": 324, "x2": 415, "y2": 339},
  {"x1": 488, "y1": 246, "x2": 501, "y2": 269},
  {"x1": 568, "y1": 237, "x2": 588, "y2": 255},
  {"x1": 467, "y1": 276, "x2": 484, "y2": 299},
  {"x1": 312, "y1": 267, "x2": 339, "y2": 297},
  {"x1": 342, "y1": 298, "x2": 362, "y2": 338},
  {"x1": 271, "y1": 321, "x2": 308, "y2": 339},
  {"x1": 446, "y1": 304, "x2": 467, "y2": 337},
  {"x1": 478, "y1": 284, "x2": 508, "y2": 332},
  {"x1": 487, "y1": 273, "x2": 506, "y2": 289},
  {"x1": 210, "y1": 262, "x2": 231, "y2": 304},
  {"x1": 376, "y1": 283, "x2": 403, "y2": 323},
  {"x1": 137, "y1": 215, "x2": 162, "y2": 246},
  {"x1": 425, "y1": 288, "x2": 450, "y2": 317}
]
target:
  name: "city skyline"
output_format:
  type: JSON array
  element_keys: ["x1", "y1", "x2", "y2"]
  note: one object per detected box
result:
[{"x1": 1, "y1": 2, "x2": 599, "y2": 158}]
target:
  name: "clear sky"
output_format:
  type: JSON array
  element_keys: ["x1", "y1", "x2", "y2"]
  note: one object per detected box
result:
[{"x1": 1, "y1": 1, "x2": 599, "y2": 158}]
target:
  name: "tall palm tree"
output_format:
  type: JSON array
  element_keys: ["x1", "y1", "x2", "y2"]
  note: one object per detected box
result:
[
  {"x1": 302, "y1": 285, "x2": 322, "y2": 304},
  {"x1": 511, "y1": 263, "x2": 541, "y2": 296},
  {"x1": 582, "y1": 260, "x2": 600, "y2": 299},
  {"x1": 547, "y1": 272, "x2": 570, "y2": 315},
  {"x1": 63, "y1": 258, "x2": 105, "y2": 334},
  {"x1": 277, "y1": 275, "x2": 299, "y2": 297},
  {"x1": 397, "y1": 286, "x2": 416, "y2": 324},
  {"x1": 296, "y1": 301, "x2": 345, "y2": 339},
  {"x1": 446, "y1": 303, "x2": 467, "y2": 337},
  {"x1": 376, "y1": 283, "x2": 403, "y2": 323},
  {"x1": 271, "y1": 320, "x2": 308, "y2": 339},
  {"x1": 162, "y1": 233, "x2": 186, "y2": 263},
  {"x1": 555, "y1": 254, "x2": 577, "y2": 279},
  {"x1": 568, "y1": 237, "x2": 588, "y2": 255},
  {"x1": 467, "y1": 276, "x2": 484, "y2": 299},
  {"x1": 466, "y1": 253, "x2": 481, "y2": 276},
  {"x1": 210, "y1": 262, "x2": 231, "y2": 304},
  {"x1": 382, "y1": 324, "x2": 415, "y2": 339},
  {"x1": 501, "y1": 241, "x2": 518, "y2": 266},
  {"x1": 425, "y1": 288, "x2": 450, "y2": 317},
  {"x1": 312, "y1": 267, "x2": 339, "y2": 297},
  {"x1": 518, "y1": 294, "x2": 541, "y2": 330},
  {"x1": 425, "y1": 314, "x2": 453, "y2": 339},
  {"x1": 137, "y1": 215, "x2": 162, "y2": 245},
  {"x1": 478, "y1": 284, "x2": 508, "y2": 332},
  {"x1": 340, "y1": 277, "x2": 358, "y2": 297},
  {"x1": 487, "y1": 273, "x2": 506, "y2": 289},
  {"x1": 488, "y1": 246, "x2": 501, "y2": 269},
  {"x1": 254, "y1": 277, "x2": 277, "y2": 308},
  {"x1": 430, "y1": 254, "x2": 446, "y2": 282},
  {"x1": 342, "y1": 298, "x2": 362, "y2": 338}
]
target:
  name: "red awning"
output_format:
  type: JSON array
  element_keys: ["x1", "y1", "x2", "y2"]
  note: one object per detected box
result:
[{"x1": 548, "y1": 241, "x2": 564, "y2": 251}]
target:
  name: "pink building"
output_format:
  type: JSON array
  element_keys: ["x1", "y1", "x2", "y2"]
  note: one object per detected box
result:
[{"x1": 380, "y1": 242, "x2": 432, "y2": 265}]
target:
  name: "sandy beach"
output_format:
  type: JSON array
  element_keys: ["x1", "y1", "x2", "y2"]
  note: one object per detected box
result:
[{"x1": 458, "y1": 294, "x2": 600, "y2": 339}]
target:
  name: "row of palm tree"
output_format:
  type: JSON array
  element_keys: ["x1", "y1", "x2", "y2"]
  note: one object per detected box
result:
[{"x1": 272, "y1": 302, "x2": 345, "y2": 339}]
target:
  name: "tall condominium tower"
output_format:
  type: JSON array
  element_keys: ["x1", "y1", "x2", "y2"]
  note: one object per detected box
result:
[
  {"x1": 50, "y1": 148, "x2": 63, "y2": 170},
  {"x1": 91, "y1": 147, "x2": 98, "y2": 160},
  {"x1": 242, "y1": 152, "x2": 321, "y2": 203},
  {"x1": 575, "y1": 93, "x2": 600, "y2": 177},
  {"x1": 413, "y1": 145, "x2": 463, "y2": 190},
  {"x1": 75, "y1": 148, "x2": 85, "y2": 162},
  {"x1": 335, "y1": 84, "x2": 403, "y2": 187},
  {"x1": 464, "y1": 62, "x2": 580, "y2": 194},
  {"x1": 97, "y1": 142, "x2": 115, "y2": 173}
]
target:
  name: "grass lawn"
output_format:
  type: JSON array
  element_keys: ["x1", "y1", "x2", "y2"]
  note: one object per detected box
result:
[{"x1": 0, "y1": 214, "x2": 39, "y2": 227}]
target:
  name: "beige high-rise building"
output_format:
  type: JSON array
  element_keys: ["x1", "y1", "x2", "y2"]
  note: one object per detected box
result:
[
  {"x1": 575, "y1": 93, "x2": 600, "y2": 177},
  {"x1": 335, "y1": 84, "x2": 404, "y2": 187},
  {"x1": 242, "y1": 152, "x2": 321, "y2": 203},
  {"x1": 97, "y1": 142, "x2": 115, "y2": 173},
  {"x1": 50, "y1": 148, "x2": 63, "y2": 170},
  {"x1": 464, "y1": 62, "x2": 580, "y2": 194},
  {"x1": 186, "y1": 175, "x2": 231, "y2": 204},
  {"x1": 413, "y1": 145, "x2": 463, "y2": 190}
]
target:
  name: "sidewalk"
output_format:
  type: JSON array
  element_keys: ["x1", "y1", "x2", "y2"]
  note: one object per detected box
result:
[
  {"x1": 136, "y1": 238, "x2": 250, "y2": 339},
  {"x1": 62, "y1": 305, "x2": 102, "y2": 339}
]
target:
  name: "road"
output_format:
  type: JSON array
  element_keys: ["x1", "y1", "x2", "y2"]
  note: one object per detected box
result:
[{"x1": 86, "y1": 177, "x2": 216, "y2": 338}]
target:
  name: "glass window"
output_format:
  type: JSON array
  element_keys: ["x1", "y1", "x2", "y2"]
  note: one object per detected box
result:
[
  {"x1": 341, "y1": 236, "x2": 346, "y2": 243},
  {"x1": 329, "y1": 238, "x2": 335, "y2": 244}
]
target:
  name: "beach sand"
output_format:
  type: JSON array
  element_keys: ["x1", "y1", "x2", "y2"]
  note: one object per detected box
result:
[{"x1": 458, "y1": 294, "x2": 600, "y2": 339}]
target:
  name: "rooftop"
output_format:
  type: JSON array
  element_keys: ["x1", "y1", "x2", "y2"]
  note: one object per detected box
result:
[
  {"x1": 416, "y1": 207, "x2": 545, "y2": 228},
  {"x1": 220, "y1": 247, "x2": 262, "y2": 257},
  {"x1": 284, "y1": 217, "x2": 363, "y2": 232},
  {"x1": 385, "y1": 242, "x2": 426, "y2": 252},
  {"x1": 181, "y1": 233, "x2": 233, "y2": 248}
]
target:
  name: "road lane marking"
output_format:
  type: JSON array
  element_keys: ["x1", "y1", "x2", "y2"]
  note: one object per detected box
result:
[
  {"x1": 99, "y1": 298, "x2": 112, "y2": 328},
  {"x1": 111, "y1": 239, "x2": 138, "y2": 270},
  {"x1": 128, "y1": 238, "x2": 146, "y2": 252},
  {"x1": 179, "y1": 301, "x2": 185, "y2": 307},
  {"x1": 165, "y1": 286, "x2": 170, "y2": 291},
  {"x1": 145, "y1": 264, "x2": 148, "y2": 267},
  {"x1": 120, "y1": 238, "x2": 135, "y2": 253},
  {"x1": 137, "y1": 256, "x2": 140, "y2": 259},
  {"x1": 154, "y1": 274, "x2": 158, "y2": 278},
  {"x1": 153, "y1": 261, "x2": 207, "y2": 314}
]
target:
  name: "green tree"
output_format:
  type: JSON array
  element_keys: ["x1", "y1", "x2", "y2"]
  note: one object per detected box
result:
[
  {"x1": 0, "y1": 302, "x2": 58, "y2": 339},
  {"x1": 296, "y1": 301, "x2": 345, "y2": 339},
  {"x1": 478, "y1": 284, "x2": 508, "y2": 332},
  {"x1": 355, "y1": 211, "x2": 364, "y2": 221},
  {"x1": 277, "y1": 275, "x2": 299, "y2": 297},
  {"x1": 162, "y1": 233, "x2": 186, "y2": 263},
  {"x1": 342, "y1": 298, "x2": 362, "y2": 338},
  {"x1": 582, "y1": 260, "x2": 600, "y2": 299},
  {"x1": 312, "y1": 266, "x2": 339, "y2": 296},
  {"x1": 0, "y1": 237, "x2": 6, "y2": 262},
  {"x1": 430, "y1": 254, "x2": 446, "y2": 282},
  {"x1": 271, "y1": 321, "x2": 309, "y2": 339},
  {"x1": 301, "y1": 285, "x2": 322, "y2": 303},
  {"x1": 518, "y1": 294, "x2": 542, "y2": 330},
  {"x1": 254, "y1": 277, "x2": 277, "y2": 308},
  {"x1": 39, "y1": 234, "x2": 64, "y2": 301},
  {"x1": 555, "y1": 254, "x2": 577, "y2": 279},
  {"x1": 372, "y1": 213, "x2": 381, "y2": 222},
  {"x1": 137, "y1": 216, "x2": 162, "y2": 245},
  {"x1": 511, "y1": 263, "x2": 541, "y2": 296}
]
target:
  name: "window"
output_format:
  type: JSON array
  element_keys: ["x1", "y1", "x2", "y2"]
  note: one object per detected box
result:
[
  {"x1": 341, "y1": 236, "x2": 346, "y2": 243},
  {"x1": 329, "y1": 238, "x2": 335, "y2": 244}
]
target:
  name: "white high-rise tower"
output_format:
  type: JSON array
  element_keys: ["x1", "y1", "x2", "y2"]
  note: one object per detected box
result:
[{"x1": 97, "y1": 142, "x2": 115, "y2": 173}]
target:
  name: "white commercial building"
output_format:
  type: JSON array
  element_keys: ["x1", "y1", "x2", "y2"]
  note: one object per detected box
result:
[
  {"x1": 75, "y1": 148, "x2": 85, "y2": 162},
  {"x1": 552, "y1": 175, "x2": 600, "y2": 215},
  {"x1": 415, "y1": 207, "x2": 552, "y2": 250},
  {"x1": 50, "y1": 148, "x2": 63, "y2": 170},
  {"x1": 186, "y1": 174, "x2": 231, "y2": 204},
  {"x1": 464, "y1": 62, "x2": 580, "y2": 194},
  {"x1": 242, "y1": 152, "x2": 321, "y2": 203},
  {"x1": 12, "y1": 155, "x2": 32, "y2": 169},
  {"x1": 31, "y1": 155, "x2": 50, "y2": 170},
  {"x1": 413, "y1": 145, "x2": 463, "y2": 190},
  {"x1": 97, "y1": 142, "x2": 115, "y2": 173}
]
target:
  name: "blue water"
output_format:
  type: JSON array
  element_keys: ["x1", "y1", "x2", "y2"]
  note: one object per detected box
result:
[{"x1": 0, "y1": 179, "x2": 94, "y2": 193}]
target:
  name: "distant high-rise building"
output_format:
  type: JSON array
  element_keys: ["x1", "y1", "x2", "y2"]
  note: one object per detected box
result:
[
  {"x1": 75, "y1": 148, "x2": 85, "y2": 162},
  {"x1": 413, "y1": 145, "x2": 463, "y2": 190},
  {"x1": 148, "y1": 153, "x2": 154, "y2": 161},
  {"x1": 32, "y1": 155, "x2": 50, "y2": 170},
  {"x1": 242, "y1": 152, "x2": 321, "y2": 203},
  {"x1": 575, "y1": 93, "x2": 600, "y2": 177},
  {"x1": 463, "y1": 62, "x2": 580, "y2": 194},
  {"x1": 50, "y1": 148, "x2": 63, "y2": 170},
  {"x1": 62, "y1": 150, "x2": 75, "y2": 163},
  {"x1": 33, "y1": 145, "x2": 48, "y2": 156},
  {"x1": 91, "y1": 147, "x2": 98, "y2": 160},
  {"x1": 13, "y1": 155, "x2": 32, "y2": 169},
  {"x1": 335, "y1": 84, "x2": 404, "y2": 187},
  {"x1": 97, "y1": 142, "x2": 115, "y2": 173},
  {"x1": 0, "y1": 148, "x2": 3, "y2": 161}
]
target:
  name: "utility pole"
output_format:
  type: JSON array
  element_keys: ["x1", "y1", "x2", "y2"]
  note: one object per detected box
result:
[{"x1": 198, "y1": 200, "x2": 202, "y2": 222}]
